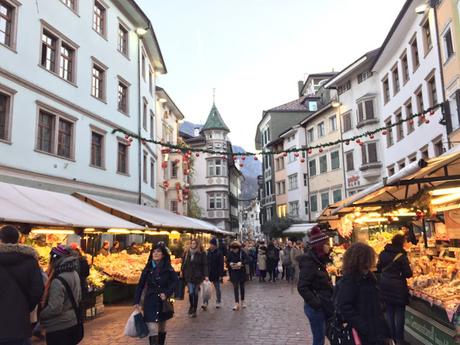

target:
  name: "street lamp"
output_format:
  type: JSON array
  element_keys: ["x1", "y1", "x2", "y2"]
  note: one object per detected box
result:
[{"x1": 332, "y1": 100, "x2": 342, "y2": 108}]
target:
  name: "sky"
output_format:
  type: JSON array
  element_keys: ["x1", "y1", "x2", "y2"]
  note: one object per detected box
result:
[{"x1": 139, "y1": 0, "x2": 405, "y2": 151}]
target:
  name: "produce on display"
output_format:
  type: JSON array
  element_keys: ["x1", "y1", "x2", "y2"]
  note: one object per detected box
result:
[{"x1": 93, "y1": 252, "x2": 149, "y2": 284}]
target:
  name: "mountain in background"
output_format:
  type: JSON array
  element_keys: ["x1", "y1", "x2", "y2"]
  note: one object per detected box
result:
[{"x1": 180, "y1": 121, "x2": 261, "y2": 200}]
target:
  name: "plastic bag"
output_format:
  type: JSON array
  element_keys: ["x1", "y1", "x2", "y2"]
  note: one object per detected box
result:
[
  {"x1": 277, "y1": 261, "x2": 283, "y2": 273},
  {"x1": 124, "y1": 311, "x2": 138, "y2": 338},
  {"x1": 134, "y1": 312, "x2": 149, "y2": 338},
  {"x1": 201, "y1": 280, "x2": 212, "y2": 302}
]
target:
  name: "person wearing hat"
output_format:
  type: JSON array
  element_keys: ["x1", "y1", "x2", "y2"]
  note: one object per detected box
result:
[
  {"x1": 297, "y1": 226, "x2": 334, "y2": 345},
  {"x1": 40, "y1": 245, "x2": 82, "y2": 345},
  {"x1": 227, "y1": 241, "x2": 249, "y2": 311},
  {"x1": 0, "y1": 225, "x2": 44, "y2": 345},
  {"x1": 204, "y1": 238, "x2": 224, "y2": 309},
  {"x1": 134, "y1": 242, "x2": 178, "y2": 345}
]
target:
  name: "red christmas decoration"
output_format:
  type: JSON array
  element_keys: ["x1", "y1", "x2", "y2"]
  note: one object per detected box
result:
[
  {"x1": 232, "y1": 156, "x2": 237, "y2": 161},
  {"x1": 239, "y1": 163, "x2": 244, "y2": 168},
  {"x1": 345, "y1": 141, "x2": 350, "y2": 145},
  {"x1": 195, "y1": 153, "x2": 200, "y2": 157},
  {"x1": 425, "y1": 119, "x2": 430, "y2": 124},
  {"x1": 124, "y1": 134, "x2": 130, "y2": 140},
  {"x1": 355, "y1": 139, "x2": 361, "y2": 144},
  {"x1": 430, "y1": 109, "x2": 435, "y2": 116},
  {"x1": 283, "y1": 152, "x2": 288, "y2": 157},
  {"x1": 307, "y1": 149, "x2": 313, "y2": 154},
  {"x1": 369, "y1": 134, "x2": 375, "y2": 139},
  {"x1": 241, "y1": 156, "x2": 246, "y2": 161},
  {"x1": 359, "y1": 141, "x2": 364, "y2": 146},
  {"x1": 254, "y1": 156, "x2": 258, "y2": 161},
  {"x1": 162, "y1": 180, "x2": 169, "y2": 188},
  {"x1": 161, "y1": 148, "x2": 171, "y2": 154},
  {"x1": 409, "y1": 119, "x2": 415, "y2": 125},
  {"x1": 319, "y1": 148, "x2": 323, "y2": 153},
  {"x1": 300, "y1": 158, "x2": 305, "y2": 163},
  {"x1": 381, "y1": 130, "x2": 387, "y2": 136},
  {"x1": 161, "y1": 161, "x2": 168, "y2": 169},
  {"x1": 294, "y1": 152, "x2": 300, "y2": 157}
]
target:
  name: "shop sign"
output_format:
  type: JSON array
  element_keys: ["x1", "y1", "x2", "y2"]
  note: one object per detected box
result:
[
  {"x1": 405, "y1": 309, "x2": 456, "y2": 345},
  {"x1": 444, "y1": 209, "x2": 460, "y2": 239}
]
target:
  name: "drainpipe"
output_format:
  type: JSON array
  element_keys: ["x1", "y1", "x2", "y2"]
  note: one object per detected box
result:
[
  {"x1": 336, "y1": 97, "x2": 348, "y2": 198},
  {"x1": 137, "y1": 34, "x2": 142, "y2": 205},
  {"x1": 306, "y1": 146, "x2": 312, "y2": 222}
]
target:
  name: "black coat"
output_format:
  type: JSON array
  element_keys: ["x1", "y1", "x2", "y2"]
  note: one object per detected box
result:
[
  {"x1": 297, "y1": 251, "x2": 334, "y2": 316},
  {"x1": 134, "y1": 259, "x2": 178, "y2": 323},
  {"x1": 207, "y1": 248, "x2": 224, "y2": 282},
  {"x1": 377, "y1": 244, "x2": 413, "y2": 306},
  {"x1": 227, "y1": 249, "x2": 249, "y2": 283},
  {"x1": 181, "y1": 250, "x2": 208, "y2": 285},
  {"x1": 0, "y1": 244, "x2": 44, "y2": 342},
  {"x1": 336, "y1": 273, "x2": 389, "y2": 345},
  {"x1": 266, "y1": 245, "x2": 280, "y2": 270}
]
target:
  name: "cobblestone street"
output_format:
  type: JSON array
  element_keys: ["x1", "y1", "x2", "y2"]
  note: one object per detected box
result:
[{"x1": 76, "y1": 280, "x2": 312, "y2": 345}]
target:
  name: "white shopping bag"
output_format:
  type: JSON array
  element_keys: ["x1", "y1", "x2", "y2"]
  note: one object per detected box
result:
[
  {"x1": 277, "y1": 260, "x2": 283, "y2": 273},
  {"x1": 201, "y1": 280, "x2": 213, "y2": 302},
  {"x1": 124, "y1": 310, "x2": 139, "y2": 338}
]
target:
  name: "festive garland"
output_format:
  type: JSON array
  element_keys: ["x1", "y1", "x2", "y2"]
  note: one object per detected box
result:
[{"x1": 112, "y1": 103, "x2": 444, "y2": 158}]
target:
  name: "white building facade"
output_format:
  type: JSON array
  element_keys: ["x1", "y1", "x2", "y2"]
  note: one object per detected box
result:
[{"x1": 0, "y1": 0, "x2": 165, "y2": 204}]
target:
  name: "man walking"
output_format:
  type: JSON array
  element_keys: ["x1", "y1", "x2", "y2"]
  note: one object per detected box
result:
[
  {"x1": 282, "y1": 240, "x2": 293, "y2": 282},
  {"x1": 0, "y1": 225, "x2": 44, "y2": 345},
  {"x1": 204, "y1": 238, "x2": 224, "y2": 308}
]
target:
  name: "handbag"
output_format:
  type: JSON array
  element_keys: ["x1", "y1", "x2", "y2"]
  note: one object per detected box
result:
[
  {"x1": 161, "y1": 299, "x2": 174, "y2": 319},
  {"x1": 174, "y1": 278, "x2": 186, "y2": 300},
  {"x1": 56, "y1": 277, "x2": 84, "y2": 344},
  {"x1": 133, "y1": 312, "x2": 149, "y2": 338},
  {"x1": 326, "y1": 314, "x2": 356, "y2": 345}
]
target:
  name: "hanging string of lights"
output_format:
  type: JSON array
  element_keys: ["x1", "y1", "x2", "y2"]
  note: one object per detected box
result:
[{"x1": 112, "y1": 103, "x2": 444, "y2": 159}]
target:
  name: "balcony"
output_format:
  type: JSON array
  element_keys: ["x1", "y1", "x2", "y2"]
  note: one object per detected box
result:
[
  {"x1": 356, "y1": 118, "x2": 379, "y2": 129},
  {"x1": 261, "y1": 194, "x2": 275, "y2": 206},
  {"x1": 264, "y1": 168, "x2": 272, "y2": 180},
  {"x1": 359, "y1": 162, "x2": 382, "y2": 180}
]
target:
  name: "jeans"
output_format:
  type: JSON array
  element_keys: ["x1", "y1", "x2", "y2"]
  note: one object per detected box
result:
[
  {"x1": 203, "y1": 280, "x2": 222, "y2": 304},
  {"x1": 232, "y1": 281, "x2": 245, "y2": 303},
  {"x1": 385, "y1": 303, "x2": 406, "y2": 341},
  {"x1": 188, "y1": 283, "x2": 200, "y2": 297},
  {"x1": 304, "y1": 303, "x2": 326, "y2": 345}
]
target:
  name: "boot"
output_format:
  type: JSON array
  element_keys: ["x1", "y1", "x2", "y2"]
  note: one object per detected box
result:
[
  {"x1": 149, "y1": 335, "x2": 158, "y2": 345},
  {"x1": 158, "y1": 332, "x2": 167, "y2": 345},
  {"x1": 192, "y1": 293, "x2": 198, "y2": 317},
  {"x1": 188, "y1": 294, "x2": 194, "y2": 315}
]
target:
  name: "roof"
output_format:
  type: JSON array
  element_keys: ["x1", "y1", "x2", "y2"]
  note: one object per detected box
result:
[
  {"x1": 283, "y1": 223, "x2": 317, "y2": 235},
  {"x1": 300, "y1": 72, "x2": 338, "y2": 95},
  {"x1": 267, "y1": 95, "x2": 320, "y2": 112},
  {"x1": 201, "y1": 104, "x2": 230, "y2": 133},
  {"x1": 300, "y1": 102, "x2": 334, "y2": 126},
  {"x1": 0, "y1": 182, "x2": 143, "y2": 229},
  {"x1": 156, "y1": 86, "x2": 184, "y2": 120}
]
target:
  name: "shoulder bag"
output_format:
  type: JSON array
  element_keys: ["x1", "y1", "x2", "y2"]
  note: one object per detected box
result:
[{"x1": 56, "y1": 277, "x2": 84, "y2": 343}]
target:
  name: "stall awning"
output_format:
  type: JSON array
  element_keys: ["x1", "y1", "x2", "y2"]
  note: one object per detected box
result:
[
  {"x1": 74, "y1": 193, "x2": 233, "y2": 234},
  {"x1": 0, "y1": 182, "x2": 143, "y2": 229},
  {"x1": 283, "y1": 223, "x2": 317, "y2": 236}
]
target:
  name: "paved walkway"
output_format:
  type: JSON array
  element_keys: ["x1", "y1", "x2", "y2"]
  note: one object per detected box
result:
[{"x1": 39, "y1": 280, "x2": 316, "y2": 345}]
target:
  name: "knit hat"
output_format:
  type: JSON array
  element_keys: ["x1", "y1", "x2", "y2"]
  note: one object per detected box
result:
[
  {"x1": 0, "y1": 225, "x2": 20, "y2": 244},
  {"x1": 209, "y1": 237, "x2": 218, "y2": 246},
  {"x1": 307, "y1": 226, "x2": 329, "y2": 247},
  {"x1": 50, "y1": 244, "x2": 71, "y2": 262}
]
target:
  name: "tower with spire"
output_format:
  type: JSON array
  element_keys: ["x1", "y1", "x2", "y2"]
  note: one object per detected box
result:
[{"x1": 183, "y1": 101, "x2": 242, "y2": 232}]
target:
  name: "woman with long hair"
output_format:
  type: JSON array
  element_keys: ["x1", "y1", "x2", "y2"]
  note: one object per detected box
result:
[
  {"x1": 336, "y1": 242, "x2": 390, "y2": 345},
  {"x1": 134, "y1": 242, "x2": 178, "y2": 345},
  {"x1": 227, "y1": 241, "x2": 249, "y2": 310},
  {"x1": 181, "y1": 239, "x2": 208, "y2": 317}
]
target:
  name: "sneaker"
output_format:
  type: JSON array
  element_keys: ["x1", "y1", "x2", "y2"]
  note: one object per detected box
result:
[
  {"x1": 241, "y1": 302, "x2": 247, "y2": 309},
  {"x1": 216, "y1": 302, "x2": 221, "y2": 309},
  {"x1": 191, "y1": 311, "x2": 197, "y2": 318},
  {"x1": 201, "y1": 303, "x2": 208, "y2": 310},
  {"x1": 232, "y1": 303, "x2": 240, "y2": 311}
]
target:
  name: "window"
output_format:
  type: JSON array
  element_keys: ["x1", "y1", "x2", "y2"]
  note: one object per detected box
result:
[
  {"x1": 408, "y1": 154, "x2": 417, "y2": 163},
  {"x1": 304, "y1": 201, "x2": 309, "y2": 216},
  {"x1": 329, "y1": 116, "x2": 337, "y2": 132},
  {"x1": 171, "y1": 161, "x2": 178, "y2": 178},
  {"x1": 93, "y1": 1, "x2": 106, "y2": 37},
  {"x1": 91, "y1": 63, "x2": 105, "y2": 100},
  {"x1": 149, "y1": 69, "x2": 153, "y2": 95},
  {"x1": 321, "y1": 192, "x2": 329, "y2": 210},
  {"x1": 345, "y1": 151, "x2": 354, "y2": 171},
  {"x1": 90, "y1": 131, "x2": 104, "y2": 168},
  {"x1": 395, "y1": 111, "x2": 404, "y2": 141},
  {"x1": 358, "y1": 71, "x2": 372, "y2": 83},
  {"x1": 277, "y1": 204, "x2": 287, "y2": 218},
  {"x1": 319, "y1": 155, "x2": 327, "y2": 173},
  {"x1": 398, "y1": 160, "x2": 406, "y2": 170},
  {"x1": 310, "y1": 195, "x2": 318, "y2": 213},
  {"x1": 333, "y1": 189, "x2": 342, "y2": 203},
  {"x1": 421, "y1": 147, "x2": 429, "y2": 160},
  {"x1": 41, "y1": 30, "x2": 57, "y2": 73},
  {"x1": 309, "y1": 159, "x2": 317, "y2": 176},
  {"x1": 209, "y1": 192, "x2": 227, "y2": 209},
  {"x1": 262, "y1": 128, "x2": 271, "y2": 146},
  {"x1": 150, "y1": 159, "x2": 155, "y2": 188},
  {"x1": 317, "y1": 122, "x2": 325, "y2": 137},
  {"x1": 387, "y1": 165, "x2": 395, "y2": 177},
  {"x1": 331, "y1": 151, "x2": 340, "y2": 170},
  {"x1": 434, "y1": 139, "x2": 444, "y2": 156},
  {"x1": 143, "y1": 152, "x2": 148, "y2": 183},
  {"x1": 303, "y1": 173, "x2": 308, "y2": 187},
  {"x1": 170, "y1": 200, "x2": 178, "y2": 214},
  {"x1": 288, "y1": 201, "x2": 299, "y2": 217},
  {"x1": 361, "y1": 142, "x2": 378, "y2": 164},
  {"x1": 141, "y1": 53, "x2": 146, "y2": 80},
  {"x1": 401, "y1": 52, "x2": 409, "y2": 83},
  {"x1": 444, "y1": 28, "x2": 454, "y2": 61},
  {"x1": 405, "y1": 101, "x2": 414, "y2": 134},
  {"x1": 382, "y1": 77, "x2": 390, "y2": 103},
  {"x1": 265, "y1": 181, "x2": 272, "y2": 196},
  {"x1": 142, "y1": 99, "x2": 147, "y2": 130},
  {"x1": 427, "y1": 75, "x2": 437, "y2": 107},
  {"x1": 385, "y1": 118, "x2": 393, "y2": 147},
  {"x1": 392, "y1": 65, "x2": 400, "y2": 95},
  {"x1": 117, "y1": 24, "x2": 129, "y2": 56},
  {"x1": 208, "y1": 159, "x2": 226, "y2": 176},
  {"x1": 411, "y1": 36, "x2": 420, "y2": 70},
  {"x1": 416, "y1": 88, "x2": 424, "y2": 124},
  {"x1": 150, "y1": 111, "x2": 155, "y2": 140},
  {"x1": 307, "y1": 128, "x2": 314, "y2": 143},
  {"x1": 0, "y1": 92, "x2": 11, "y2": 141},
  {"x1": 422, "y1": 19, "x2": 432, "y2": 54},
  {"x1": 288, "y1": 174, "x2": 298, "y2": 190},
  {"x1": 276, "y1": 181, "x2": 286, "y2": 195},
  {"x1": 338, "y1": 80, "x2": 351, "y2": 95},
  {"x1": 117, "y1": 80, "x2": 129, "y2": 114},
  {"x1": 61, "y1": 0, "x2": 77, "y2": 11},
  {"x1": 357, "y1": 99, "x2": 375, "y2": 123},
  {"x1": 117, "y1": 142, "x2": 128, "y2": 174},
  {"x1": 37, "y1": 109, "x2": 75, "y2": 159},
  {"x1": 0, "y1": 0, "x2": 15, "y2": 48},
  {"x1": 343, "y1": 112, "x2": 352, "y2": 132}
]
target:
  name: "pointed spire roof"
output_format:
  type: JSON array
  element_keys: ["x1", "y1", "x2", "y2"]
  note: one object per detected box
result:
[{"x1": 201, "y1": 103, "x2": 230, "y2": 133}]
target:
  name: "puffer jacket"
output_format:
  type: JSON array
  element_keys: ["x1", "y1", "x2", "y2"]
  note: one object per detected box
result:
[
  {"x1": 377, "y1": 244, "x2": 413, "y2": 306},
  {"x1": 227, "y1": 249, "x2": 249, "y2": 284},
  {"x1": 257, "y1": 247, "x2": 267, "y2": 271},
  {"x1": 41, "y1": 256, "x2": 82, "y2": 333},
  {"x1": 181, "y1": 250, "x2": 208, "y2": 285},
  {"x1": 0, "y1": 244, "x2": 44, "y2": 342}
]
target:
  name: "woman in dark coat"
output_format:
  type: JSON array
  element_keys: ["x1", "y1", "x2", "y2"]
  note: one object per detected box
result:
[
  {"x1": 205, "y1": 238, "x2": 224, "y2": 308},
  {"x1": 181, "y1": 239, "x2": 208, "y2": 317},
  {"x1": 227, "y1": 241, "x2": 249, "y2": 311},
  {"x1": 266, "y1": 242, "x2": 280, "y2": 282},
  {"x1": 377, "y1": 234, "x2": 412, "y2": 345},
  {"x1": 336, "y1": 242, "x2": 390, "y2": 345},
  {"x1": 297, "y1": 226, "x2": 333, "y2": 345},
  {"x1": 134, "y1": 242, "x2": 178, "y2": 345}
]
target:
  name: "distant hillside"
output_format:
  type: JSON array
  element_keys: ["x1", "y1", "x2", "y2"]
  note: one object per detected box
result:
[{"x1": 180, "y1": 121, "x2": 261, "y2": 200}]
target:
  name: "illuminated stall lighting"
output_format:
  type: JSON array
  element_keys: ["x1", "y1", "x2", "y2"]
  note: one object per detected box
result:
[
  {"x1": 130, "y1": 230, "x2": 145, "y2": 235},
  {"x1": 84, "y1": 228, "x2": 96, "y2": 232},
  {"x1": 107, "y1": 228, "x2": 131, "y2": 234},
  {"x1": 430, "y1": 187, "x2": 460, "y2": 196},
  {"x1": 31, "y1": 229, "x2": 75, "y2": 235},
  {"x1": 431, "y1": 193, "x2": 460, "y2": 205}
]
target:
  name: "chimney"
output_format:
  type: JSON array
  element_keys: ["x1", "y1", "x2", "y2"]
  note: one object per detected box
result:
[
  {"x1": 298, "y1": 80, "x2": 304, "y2": 97},
  {"x1": 194, "y1": 127, "x2": 200, "y2": 137}
]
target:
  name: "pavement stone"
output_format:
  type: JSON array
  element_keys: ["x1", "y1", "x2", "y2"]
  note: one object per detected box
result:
[{"x1": 36, "y1": 280, "x2": 317, "y2": 345}]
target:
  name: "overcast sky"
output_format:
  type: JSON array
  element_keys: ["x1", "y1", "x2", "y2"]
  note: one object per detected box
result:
[{"x1": 139, "y1": 0, "x2": 405, "y2": 151}]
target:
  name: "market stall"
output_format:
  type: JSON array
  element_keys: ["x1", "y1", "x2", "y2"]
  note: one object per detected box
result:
[{"x1": 319, "y1": 146, "x2": 460, "y2": 345}]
